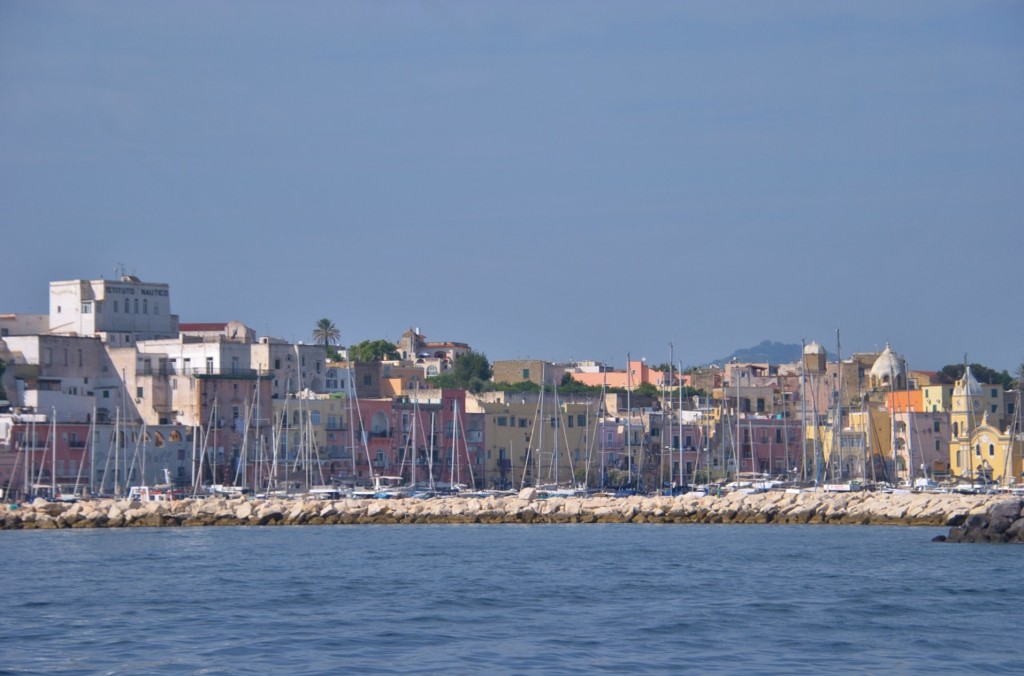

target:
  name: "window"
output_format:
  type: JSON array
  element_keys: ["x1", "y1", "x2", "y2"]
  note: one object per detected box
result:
[
  {"x1": 134, "y1": 299, "x2": 139, "y2": 313},
  {"x1": 81, "y1": 303, "x2": 91, "y2": 314},
  {"x1": 567, "y1": 416, "x2": 573, "y2": 428},
  {"x1": 113, "y1": 301, "x2": 119, "y2": 313},
  {"x1": 989, "y1": 444, "x2": 995, "y2": 457},
  {"x1": 577, "y1": 415, "x2": 585, "y2": 426},
  {"x1": 519, "y1": 418, "x2": 528, "y2": 428},
  {"x1": 311, "y1": 410, "x2": 321, "y2": 426},
  {"x1": 77, "y1": 349, "x2": 83, "y2": 367},
  {"x1": 935, "y1": 439, "x2": 941, "y2": 452},
  {"x1": 363, "y1": 374, "x2": 371, "y2": 386},
  {"x1": 933, "y1": 420, "x2": 941, "y2": 433},
  {"x1": 103, "y1": 390, "x2": 109, "y2": 399},
  {"x1": 497, "y1": 416, "x2": 507, "y2": 426},
  {"x1": 136, "y1": 386, "x2": 144, "y2": 399},
  {"x1": 991, "y1": 389, "x2": 998, "y2": 398},
  {"x1": 522, "y1": 368, "x2": 530, "y2": 380},
  {"x1": 775, "y1": 429, "x2": 783, "y2": 444},
  {"x1": 143, "y1": 299, "x2": 148, "y2": 314}
]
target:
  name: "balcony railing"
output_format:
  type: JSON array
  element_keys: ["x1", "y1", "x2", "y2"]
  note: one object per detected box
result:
[{"x1": 191, "y1": 367, "x2": 271, "y2": 380}]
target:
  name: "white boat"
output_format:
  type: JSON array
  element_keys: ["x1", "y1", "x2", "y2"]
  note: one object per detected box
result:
[
  {"x1": 128, "y1": 486, "x2": 172, "y2": 502},
  {"x1": 352, "y1": 475, "x2": 411, "y2": 499},
  {"x1": 823, "y1": 481, "x2": 861, "y2": 493}
]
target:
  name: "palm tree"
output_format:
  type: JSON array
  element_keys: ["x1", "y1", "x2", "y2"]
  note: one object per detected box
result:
[{"x1": 312, "y1": 318, "x2": 341, "y2": 360}]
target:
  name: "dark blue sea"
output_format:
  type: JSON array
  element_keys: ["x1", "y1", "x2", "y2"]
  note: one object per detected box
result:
[{"x1": 1, "y1": 524, "x2": 1020, "y2": 674}]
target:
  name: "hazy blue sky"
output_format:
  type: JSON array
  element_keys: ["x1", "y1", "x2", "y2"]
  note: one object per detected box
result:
[{"x1": 1, "y1": 2, "x2": 1021, "y2": 371}]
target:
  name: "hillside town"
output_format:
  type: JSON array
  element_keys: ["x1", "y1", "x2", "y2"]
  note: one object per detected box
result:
[{"x1": 0, "y1": 272, "x2": 1021, "y2": 501}]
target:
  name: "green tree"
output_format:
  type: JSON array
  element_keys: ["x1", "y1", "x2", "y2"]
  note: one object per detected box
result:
[
  {"x1": 632, "y1": 382, "x2": 661, "y2": 397},
  {"x1": 349, "y1": 339, "x2": 400, "y2": 362},
  {"x1": 937, "y1": 363, "x2": 1013, "y2": 390},
  {"x1": 428, "y1": 351, "x2": 493, "y2": 391},
  {"x1": 557, "y1": 373, "x2": 605, "y2": 395},
  {"x1": 311, "y1": 318, "x2": 341, "y2": 360},
  {"x1": 452, "y1": 351, "x2": 492, "y2": 384}
]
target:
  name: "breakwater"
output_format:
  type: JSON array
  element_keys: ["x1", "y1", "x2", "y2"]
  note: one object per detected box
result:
[{"x1": 1, "y1": 489, "x2": 1017, "y2": 530}]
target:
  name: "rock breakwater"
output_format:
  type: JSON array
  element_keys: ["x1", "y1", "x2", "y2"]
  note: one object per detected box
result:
[
  {"x1": 0, "y1": 490, "x2": 1013, "y2": 530},
  {"x1": 938, "y1": 498, "x2": 1024, "y2": 543}
]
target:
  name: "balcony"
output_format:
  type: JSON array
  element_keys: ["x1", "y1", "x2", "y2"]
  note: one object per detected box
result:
[{"x1": 191, "y1": 367, "x2": 271, "y2": 380}]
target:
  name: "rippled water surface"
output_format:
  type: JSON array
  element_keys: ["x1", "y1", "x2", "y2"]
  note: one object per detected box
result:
[{"x1": 1, "y1": 524, "x2": 1020, "y2": 674}]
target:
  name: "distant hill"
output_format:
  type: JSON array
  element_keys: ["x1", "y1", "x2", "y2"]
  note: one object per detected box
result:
[{"x1": 710, "y1": 340, "x2": 829, "y2": 366}]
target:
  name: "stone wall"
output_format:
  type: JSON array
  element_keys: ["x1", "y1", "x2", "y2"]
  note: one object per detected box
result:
[{"x1": 0, "y1": 490, "x2": 1013, "y2": 530}]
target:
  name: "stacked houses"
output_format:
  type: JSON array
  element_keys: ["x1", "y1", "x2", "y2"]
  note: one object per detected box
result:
[{"x1": 0, "y1": 273, "x2": 1020, "y2": 499}]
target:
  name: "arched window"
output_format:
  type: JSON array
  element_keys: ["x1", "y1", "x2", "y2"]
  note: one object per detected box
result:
[
  {"x1": 989, "y1": 444, "x2": 995, "y2": 457},
  {"x1": 371, "y1": 411, "x2": 389, "y2": 435}
]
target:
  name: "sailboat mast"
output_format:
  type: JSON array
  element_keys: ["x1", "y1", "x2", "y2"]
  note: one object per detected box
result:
[
  {"x1": 834, "y1": 329, "x2": 844, "y2": 481},
  {"x1": 51, "y1": 409, "x2": 57, "y2": 498},
  {"x1": 800, "y1": 339, "x2": 808, "y2": 484},
  {"x1": 626, "y1": 353, "x2": 632, "y2": 486},
  {"x1": 677, "y1": 360, "x2": 684, "y2": 489}
]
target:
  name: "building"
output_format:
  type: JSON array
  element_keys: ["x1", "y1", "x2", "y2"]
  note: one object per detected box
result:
[
  {"x1": 475, "y1": 396, "x2": 597, "y2": 489},
  {"x1": 48, "y1": 274, "x2": 179, "y2": 346},
  {"x1": 492, "y1": 359, "x2": 565, "y2": 387}
]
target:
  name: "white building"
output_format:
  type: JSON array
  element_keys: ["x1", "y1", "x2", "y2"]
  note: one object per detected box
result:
[{"x1": 48, "y1": 274, "x2": 179, "y2": 346}]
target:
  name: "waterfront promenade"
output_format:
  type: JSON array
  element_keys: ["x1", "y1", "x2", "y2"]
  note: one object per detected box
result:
[{"x1": 2, "y1": 489, "x2": 1019, "y2": 532}]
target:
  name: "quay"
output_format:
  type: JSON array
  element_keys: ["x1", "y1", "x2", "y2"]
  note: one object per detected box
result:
[{"x1": 2, "y1": 490, "x2": 1021, "y2": 535}]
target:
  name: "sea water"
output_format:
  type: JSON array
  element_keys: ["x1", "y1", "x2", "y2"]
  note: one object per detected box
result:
[{"x1": 0, "y1": 524, "x2": 1020, "y2": 674}]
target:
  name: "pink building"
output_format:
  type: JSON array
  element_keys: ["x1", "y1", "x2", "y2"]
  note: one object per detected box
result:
[
  {"x1": 340, "y1": 390, "x2": 484, "y2": 489},
  {"x1": 0, "y1": 420, "x2": 92, "y2": 499},
  {"x1": 569, "y1": 360, "x2": 683, "y2": 390}
]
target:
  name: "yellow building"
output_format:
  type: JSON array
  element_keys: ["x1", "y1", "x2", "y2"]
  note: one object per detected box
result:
[
  {"x1": 270, "y1": 394, "x2": 352, "y2": 477},
  {"x1": 949, "y1": 367, "x2": 1022, "y2": 484},
  {"x1": 951, "y1": 417, "x2": 1023, "y2": 485},
  {"x1": 476, "y1": 398, "x2": 597, "y2": 489}
]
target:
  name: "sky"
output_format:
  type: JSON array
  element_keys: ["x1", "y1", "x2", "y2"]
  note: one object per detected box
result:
[{"x1": 1, "y1": 1, "x2": 1022, "y2": 372}]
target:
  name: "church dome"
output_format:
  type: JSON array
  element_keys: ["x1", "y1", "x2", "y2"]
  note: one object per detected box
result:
[
  {"x1": 953, "y1": 365, "x2": 984, "y2": 397},
  {"x1": 869, "y1": 343, "x2": 905, "y2": 389},
  {"x1": 803, "y1": 341, "x2": 825, "y2": 356}
]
